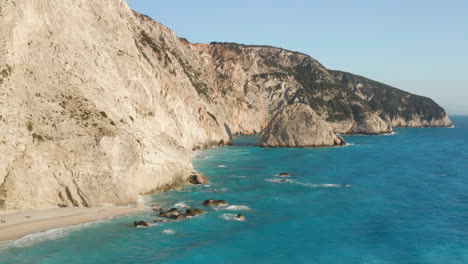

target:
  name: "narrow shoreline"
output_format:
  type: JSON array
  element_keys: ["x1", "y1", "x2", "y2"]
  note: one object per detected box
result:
[{"x1": 0, "y1": 206, "x2": 143, "y2": 243}]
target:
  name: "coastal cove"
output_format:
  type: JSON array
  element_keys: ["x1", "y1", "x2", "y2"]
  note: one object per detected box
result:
[{"x1": 0, "y1": 116, "x2": 467, "y2": 264}]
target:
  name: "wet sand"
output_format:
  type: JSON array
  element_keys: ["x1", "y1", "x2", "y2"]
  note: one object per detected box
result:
[{"x1": 0, "y1": 206, "x2": 142, "y2": 242}]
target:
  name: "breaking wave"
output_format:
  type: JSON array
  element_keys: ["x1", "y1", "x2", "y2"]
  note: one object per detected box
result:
[
  {"x1": 0, "y1": 220, "x2": 107, "y2": 250},
  {"x1": 162, "y1": 229, "x2": 175, "y2": 235},
  {"x1": 228, "y1": 175, "x2": 247, "y2": 179},
  {"x1": 174, "y1": 202, "x2": 189, "y2": 208},
  {"x1": 295, "y1": 182, "x2": 352, "y2": 188},
  {"x1": 265, "y1": 178, "x2": 295, "y2": 183},
  {"x1": 220, "y1": 213, "x2": 245, "y2": 221},
  {"x1": 225, "y1": 205, "x2": 251, "y2": 211}
]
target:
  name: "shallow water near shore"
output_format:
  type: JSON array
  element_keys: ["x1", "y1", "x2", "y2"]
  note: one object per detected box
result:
[{"x1": 0, "y1": 117, "x2": 467, "y2": 264}]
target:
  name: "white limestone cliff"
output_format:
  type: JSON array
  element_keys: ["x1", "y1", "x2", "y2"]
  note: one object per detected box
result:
[
  {"x1": 0, "y1": 0, "x2": 452, "y2": 209},
  {"x1": 259, "y1": 103, "x2": 345, "y2": 147}
]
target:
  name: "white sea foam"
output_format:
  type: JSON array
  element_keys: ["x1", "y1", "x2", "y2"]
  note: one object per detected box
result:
[
  {"x1": 138, "y1": 195, "x2": 152, "y2": 207},
  {"x1": 217, "y1": 165, "x2": 228, "y2": 168},
  {"x1": 228, "y1": 175, "x2": 247, "y2": 179},
  {"x1": 174, "y1": 202, "x2": 188, "y2": 208},
  {"x1": 220, "y1": 213, "x2": 245, "y2": 221},
  {"x1": 0, "y1": 220, "x2": 106, "y2": 250},
  {"x1": 162, "y1": 229, "x2": 175, "y2": 235},
  {"x1": 296, "y1": 182, "x2": 352, "y2": 188},
  {"x1": 226, "y1": 205, "x2": 251, "y2": 211},
  {"x1": 265, "y1": 178, "x2": 295, "y2": 183},
  {"x1": 200, "y1": 186, "x2": 229, "y2": 193},
  {"x1": 219, "y1": 187, "x2": 229, "y2": 193},
  {"x1": 382, "y1": 132, "x2": 398, "y2": 136}
]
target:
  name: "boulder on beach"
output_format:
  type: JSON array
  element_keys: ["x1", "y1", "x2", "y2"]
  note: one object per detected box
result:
[
  {"x1": 202, "y1": 199, "x2": 228, "y2": 206},
  {"x1": 133, "y1": 221, "x2": 150, "y2": 227}
]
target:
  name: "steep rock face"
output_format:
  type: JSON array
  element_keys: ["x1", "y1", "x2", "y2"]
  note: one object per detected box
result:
[
  {"x1": 0, "y1": 0, "x2": 451, "y2": 209},
  {"x1": 0, "y1": 0, "x2": 228, "y2": 209},
  {"x1": 332, "y1": 71, "x2": 452, "y2": 127},
  {"x1": 259, "y1": 103, "x2": 345, "y2": 147}
]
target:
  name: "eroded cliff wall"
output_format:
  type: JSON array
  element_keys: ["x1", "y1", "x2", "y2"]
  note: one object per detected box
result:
[{"x1": 0, "y1": 0, "x2": 451, "y2": 209}]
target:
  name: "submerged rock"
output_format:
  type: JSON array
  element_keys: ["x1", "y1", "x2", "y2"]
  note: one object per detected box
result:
[
  {"x1": 259, "y1": 103, "x2": 346, "y2": 148},
  {"x1": 202, "y1": 199, "x2": 228, "y2": 206},
  {"x1": 279, "y1": 172, "x2": 290, "y2": 177},
  {"x1": 133, "y1": 221, "x2": 150, "y2": 227}
]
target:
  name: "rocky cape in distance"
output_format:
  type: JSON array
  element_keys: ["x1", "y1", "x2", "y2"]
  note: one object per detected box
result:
[{"x1": 0, "y1": 0, "x2": 451, "y2": 210}]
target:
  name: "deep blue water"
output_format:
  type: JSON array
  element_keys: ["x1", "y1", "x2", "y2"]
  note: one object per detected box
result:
[{"x1": 1, "y1": 116, "x2": 467, "y2": 264}]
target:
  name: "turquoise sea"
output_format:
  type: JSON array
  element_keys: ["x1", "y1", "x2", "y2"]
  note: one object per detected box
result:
[{"x1": 1, "y1": 116, "x2": 467, "y2": 264}]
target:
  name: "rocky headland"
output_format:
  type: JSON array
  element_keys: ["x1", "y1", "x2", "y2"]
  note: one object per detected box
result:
[
  {"x1": 0, "y1": 0, "x2": 452, "y2": 210},
  {"x1": 259, "y1": 103, "x2": 345, "y2": 147}
]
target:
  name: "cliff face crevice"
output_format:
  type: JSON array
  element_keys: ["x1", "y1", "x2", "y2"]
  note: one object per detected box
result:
[{"x1": 0, "y1": 0, "x2": 451, "y2": 209}]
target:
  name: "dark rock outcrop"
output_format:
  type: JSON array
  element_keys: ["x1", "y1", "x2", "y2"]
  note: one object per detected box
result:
[
  {"x1": 175, "y1": 214, "x2": 188, "y2": 220},
  {"x1": 202, "y1": 199, "x2": 228, "y2": 206},
  {"x1": 159, "y1": 208, "x2": 180, "y2": 218},
  {"x1": 133, "y1": 221, "x2": 150, "y2": 227},
  {"x1": 236, "y1": 214, "x2": 246, "y2": 221},
  {"x1": 186, "y1": 208, "x2": 206, "y2": 216},
  {"x1": 188, "y1": 173, "x2": 209, "y2": 185}
]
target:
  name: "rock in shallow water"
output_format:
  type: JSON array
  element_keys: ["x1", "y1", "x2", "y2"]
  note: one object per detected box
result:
[
  {"x1": 202, "y1": 199, "x2": 228, "y2": 206},
  {"x1": 133, "y1": 221, "x2": 150, "y2": 227},
  {"x1": 259, "y1": 103, "x2": 346, "y2": 148},
  {"x1": 186, "y1": 208, "x2": 206, "y2": 216},
  {"x1": 174, "y1": 214, "x2": 188, "y2": 220},
  {"x1": 159, "y1": 208, "x2": 180, "y2": 218},
  {"x1": 188, "y1": 173, "x2": 209, "y2": 185},
  {"x1": 236, "y1": 214, "x2": 246, "y2": 221}
]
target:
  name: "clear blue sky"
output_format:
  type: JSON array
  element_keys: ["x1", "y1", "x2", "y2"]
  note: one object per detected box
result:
[{"x1": 127, "y1": 0, "x2": 468, "y2": 115}]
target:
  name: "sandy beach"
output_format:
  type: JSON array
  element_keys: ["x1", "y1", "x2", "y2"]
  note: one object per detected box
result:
[{"x1": 0, "y1": 206, "x2": 142, "y2": 243}]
